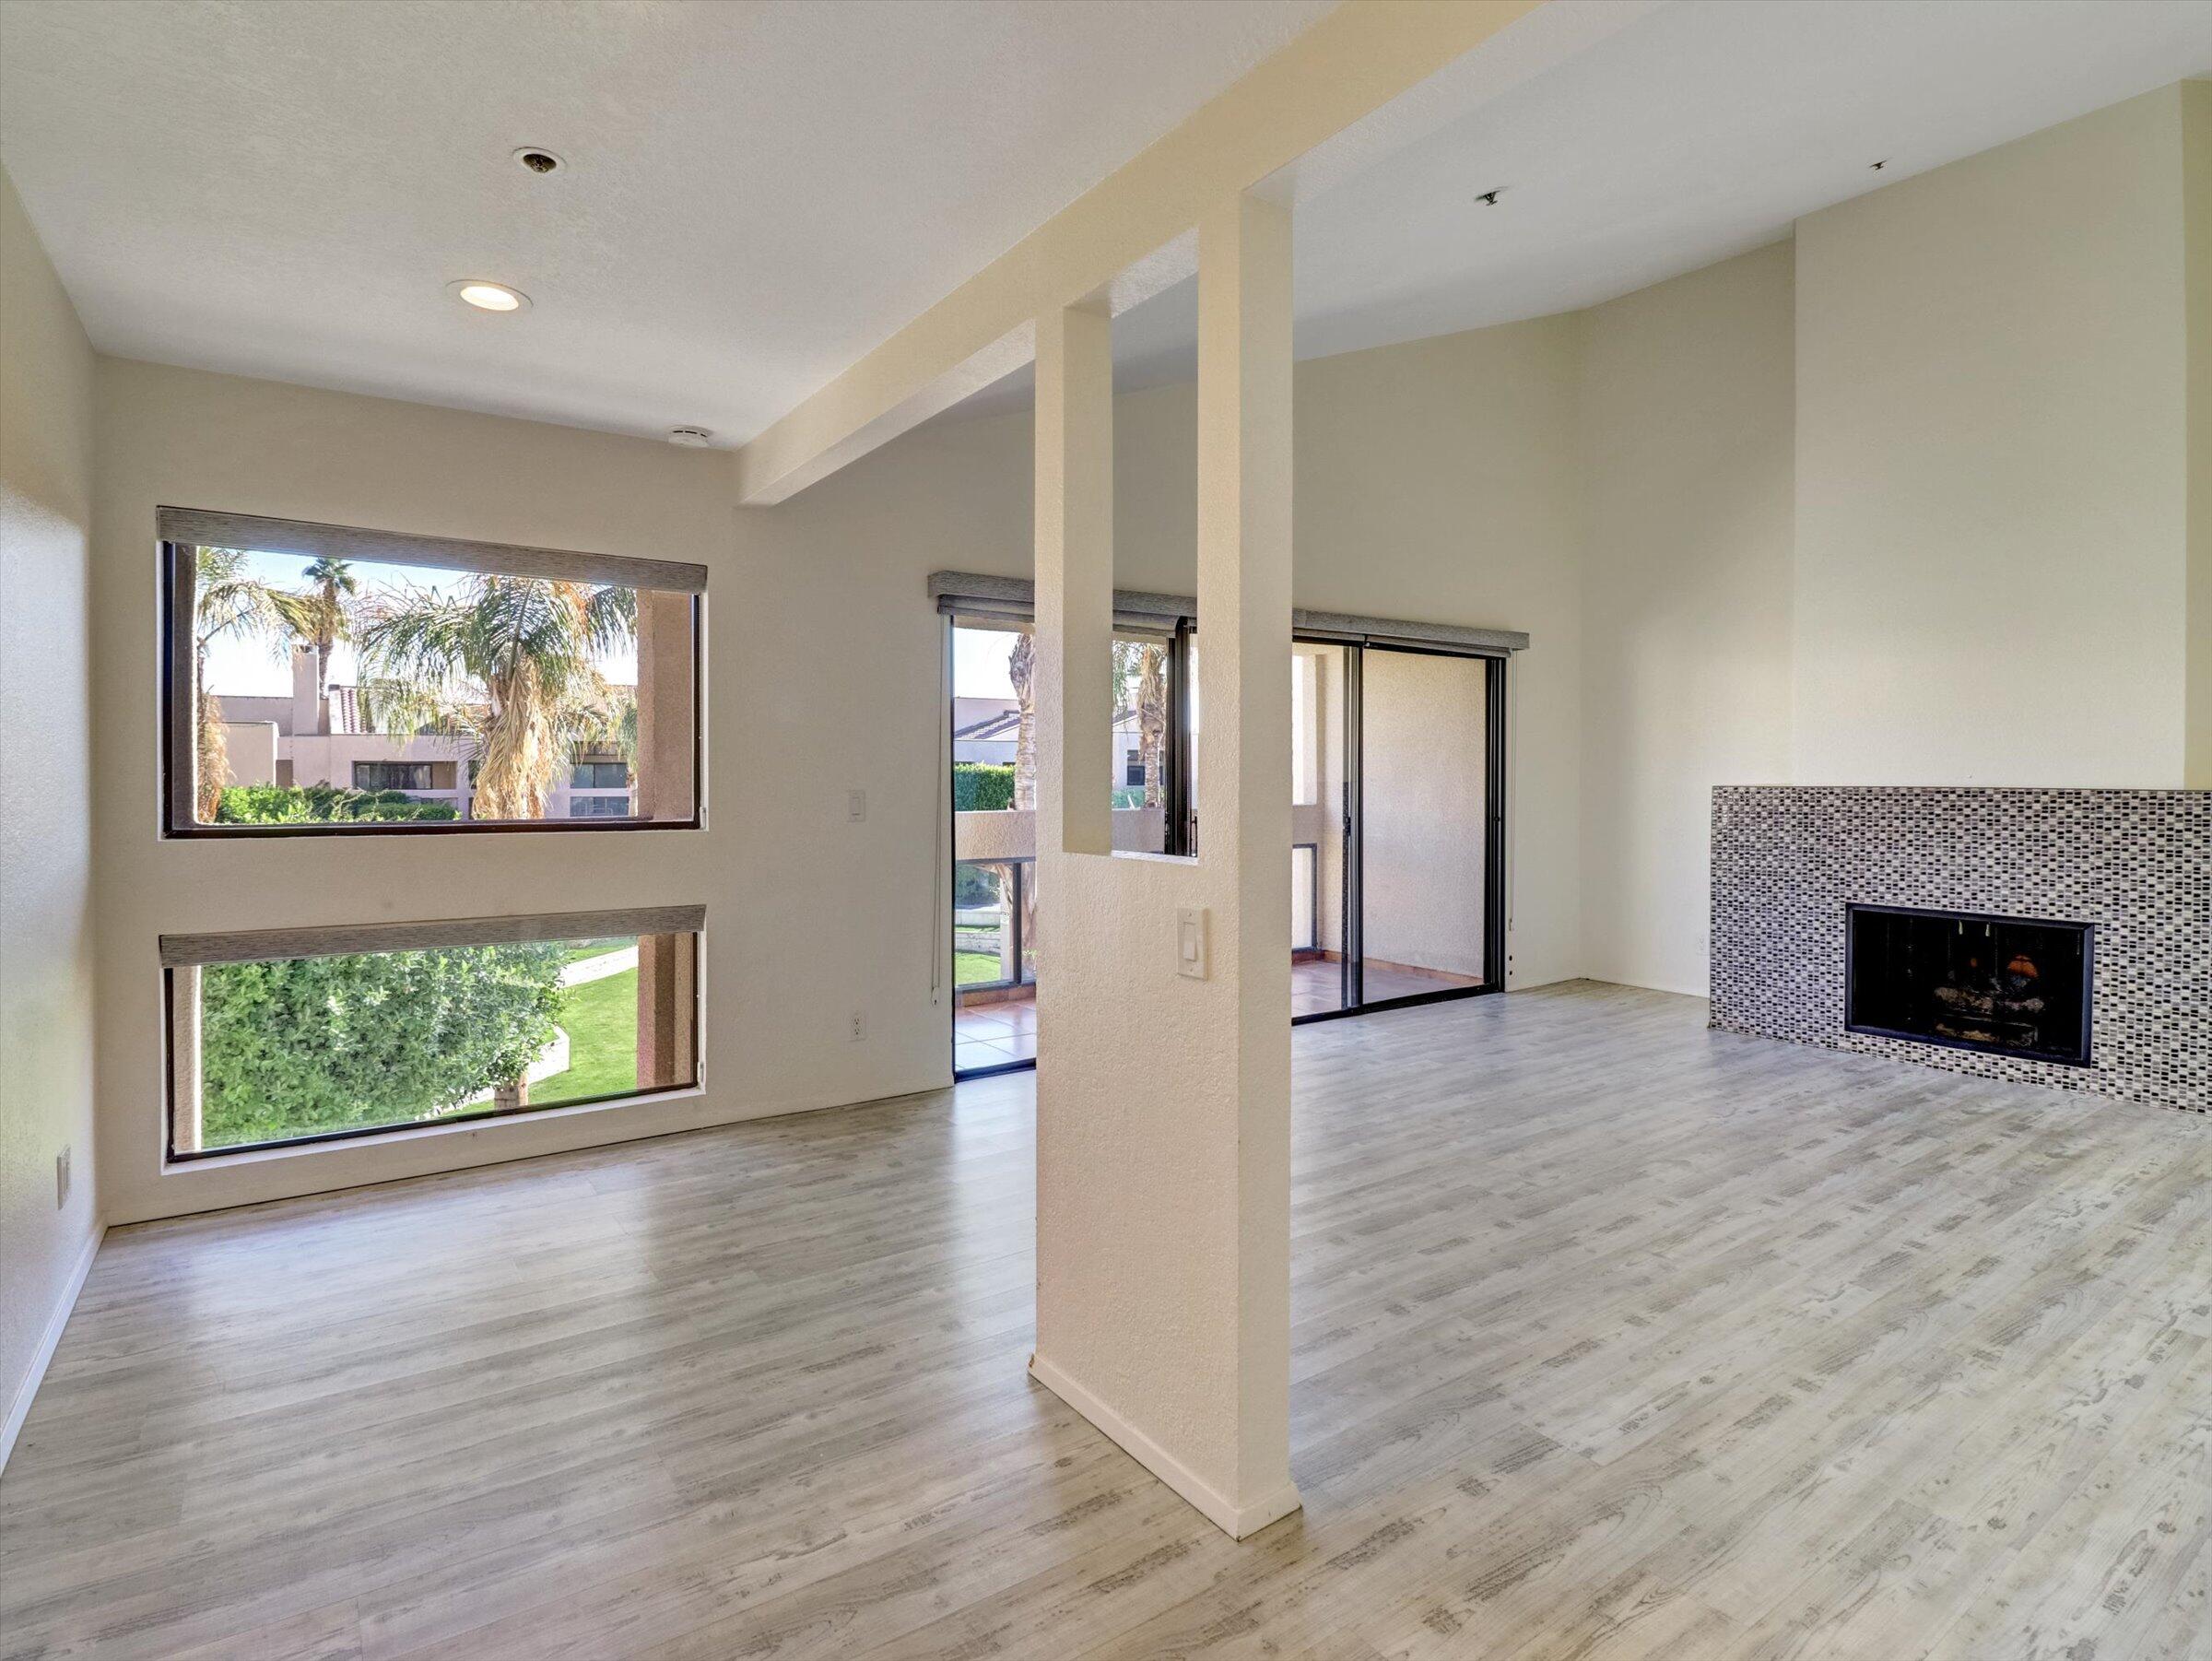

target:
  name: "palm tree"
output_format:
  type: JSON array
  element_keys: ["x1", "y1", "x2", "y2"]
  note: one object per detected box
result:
[
  {"x1": 296, "y1": 557, "x2": 357, "y2": 703},
  {"x1": 356, "y1": 575, "x2": 637, "y2": 820},
  {"x1": 1110, "y1": 639, "x2": 1170, "y2": 807},
  {"x1": 1007, "y1": 630, "x2": 1037, "y2": 811},
  {"x1": 1135, "y1": 643, "x2": 1167, "y2": 808},
  {"x1": 191, "y1": 548, "x2": 303, "y2": 819}
]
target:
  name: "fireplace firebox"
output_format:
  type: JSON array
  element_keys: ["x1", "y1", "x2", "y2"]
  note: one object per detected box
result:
[{"x1": 1844, "y1": 904, "x2": 2093, "y2": 1066}]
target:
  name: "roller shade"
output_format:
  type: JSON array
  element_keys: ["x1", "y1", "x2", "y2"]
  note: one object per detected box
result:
[
  {"x1": 159, "y1": 507, "x2": 709, "y2": 595},
  {"x1": 927, "y1": 571, "x2": 1528, "y2": 655},
  {"x1": 161, "y1": 904, "x2": 707, "y2": 969}
]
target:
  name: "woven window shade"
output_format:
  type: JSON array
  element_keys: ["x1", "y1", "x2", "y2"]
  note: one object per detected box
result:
[
  {"x1": 159, "y1": 507, "x2": 707, "y2": 594},
  {"x1": 160, "y1": 905, "x2": 706, "y2": 968}
]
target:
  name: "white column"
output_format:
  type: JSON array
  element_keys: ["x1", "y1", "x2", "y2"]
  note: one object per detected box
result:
[
  {"x1": 1034, "y1": 303, "x2": 1115, "y2": 861},
  {"x1": 1030, "y1": 194, "x2": 1297, "y2": 1541}
]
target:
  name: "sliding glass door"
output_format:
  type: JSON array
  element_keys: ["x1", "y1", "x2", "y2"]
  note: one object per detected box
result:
[
  {"x1": 946, "y1": 610, "x2": 1506, "y2": 1075},
  {"x1": 948, "y1": 617, "x2": 1182, "y2": 1077},
  {"x1": 1289, "y1": 642, "x2": 1353, "y2": 1016},
  {"x1": 1351, "y1": 646, "x2": 1496, "y2": 1008}
]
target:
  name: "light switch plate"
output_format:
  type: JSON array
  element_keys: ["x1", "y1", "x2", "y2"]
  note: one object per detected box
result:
[
  {"x1": 1177, "y1": 906, "x2": 1208, "y2": 980},
  {"x1": 847, "y1": 789, "x2": 866, "y2": 822}
]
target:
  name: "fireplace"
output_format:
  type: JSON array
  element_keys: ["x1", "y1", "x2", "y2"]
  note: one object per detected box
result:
[{"x1": 1845, "y1": 904, "x2": 2092, "y2": 1066}]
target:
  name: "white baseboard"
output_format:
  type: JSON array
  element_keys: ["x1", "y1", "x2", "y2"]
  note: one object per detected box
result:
[
  {"x1": 1028, "y1": 1349, "x2": 1301, "y2": 1540},
  {"x1": 1, "y1": 1222, "x2": 103, "y2": 1475}
]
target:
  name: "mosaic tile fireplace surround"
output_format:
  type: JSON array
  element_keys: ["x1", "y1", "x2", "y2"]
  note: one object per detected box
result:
[{"x1": 1710, "y1": 787, "x2": 2210, "y2": 1113}]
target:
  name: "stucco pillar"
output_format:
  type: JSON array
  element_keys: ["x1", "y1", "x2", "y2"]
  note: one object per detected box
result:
[
  {"x1": 1033, "y1": 303, "x2": 1115, "y2": 860},
  {"x1": 169, "y1": 968, "x2": 203, "y2": 1156},
  {"x1": 636, "y1": 932, "x2": 697, "y2": 1091},
  {"x1": 1030, "y1": 194, "x2": 1298, "y2": 1541},
  {"x1": 633, "y1": 589, "x2": 695, "y2": 823}
]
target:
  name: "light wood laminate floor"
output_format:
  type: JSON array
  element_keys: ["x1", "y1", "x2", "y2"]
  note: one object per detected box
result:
[{"x1": 4, "y1": 982, "x2": 2207, "y2": 1659}]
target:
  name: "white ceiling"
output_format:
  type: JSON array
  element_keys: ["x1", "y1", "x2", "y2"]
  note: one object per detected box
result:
[
  {"x1": 952, "y1": 0, "x2": 2212, "y2": 419},
  {"x1": 0, "y1": 0, "x2": 1334, "y2": 445},
  {"x1": 4, "y1": 0, "x2": 2208, "y2": 448}
]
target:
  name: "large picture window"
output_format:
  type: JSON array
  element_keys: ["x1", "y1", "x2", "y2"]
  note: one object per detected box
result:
[
  {"x1": 163, "y1": 907, "x2": 702, "y2": 1158},
  {"x1": 161, "y1": 508, "x2": 700, "y2": 835}
]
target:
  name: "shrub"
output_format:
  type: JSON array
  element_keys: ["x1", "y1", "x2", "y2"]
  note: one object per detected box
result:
[
  {"x1": 216, "y1": 783, "x2": 458, "y2": 823},
  {"x1": 198, "y1": 942, "x2": 566, "y2": 1147},
  {"x1": 954, "y1": 864, "x2": 1005, "y2": 909},
  {"x1": 953, "y1": 762, "x2": 1016, "y2": 813}
]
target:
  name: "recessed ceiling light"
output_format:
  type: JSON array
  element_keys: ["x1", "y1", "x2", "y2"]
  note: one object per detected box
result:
[
  {"x1": 448, "y1": 279, "x2": 530, "y2": 312},
  {"x1": 514, "y1": 147, "x2": 565, "y2": 175},
  {"x1": 667, "y1": 426, "x2": 714, "y2": 448}
]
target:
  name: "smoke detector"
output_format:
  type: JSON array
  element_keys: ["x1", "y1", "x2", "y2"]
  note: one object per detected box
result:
[{"x1": 667, "y1": 426, "x2": 714, "y2": 448}]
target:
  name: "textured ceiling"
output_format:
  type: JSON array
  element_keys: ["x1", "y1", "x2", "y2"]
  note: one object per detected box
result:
[
  {"x1": 5, "y1": 0, "x2": 2207, "y2": 447},
  {"x1": 949, "y1": 0, "x2": 2212, "y2": 419},
  {"x1": 0, "y1": 0, "x2": 1335, "y2": 444}
]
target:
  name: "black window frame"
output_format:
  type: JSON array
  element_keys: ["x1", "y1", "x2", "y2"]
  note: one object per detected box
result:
[
  {"x1": 569, "y1": 795, "x2": 633, "y2": 819},
  {"x1": 353, "y1": 760, "x2": 435, "y2": 793},
  {"x1": 160, "y1": 525, "x2": 703, "y2": 839},
  {"x1": 162, "y1": 906, "x2": 705, "y2": 1162}
]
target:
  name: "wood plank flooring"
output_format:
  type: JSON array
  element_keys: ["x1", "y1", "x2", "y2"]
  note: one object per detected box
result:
[{"x1": 3, "y1": 981, "x2": 2207, "y2": 1659}]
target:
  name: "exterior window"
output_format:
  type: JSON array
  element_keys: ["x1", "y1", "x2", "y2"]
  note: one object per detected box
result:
[
  {"x1": 164, "y1": 909, "x2": 701, "y2": 1158},
  {"x1": 570, "y1": 795, "x2": 630, "y2": 818},
  {"x1": 354, "y1": 760, "x2": 433, "y2": 792},
  {"x1": 162, "y1": 509, "x2": 700, "y2": 834}
]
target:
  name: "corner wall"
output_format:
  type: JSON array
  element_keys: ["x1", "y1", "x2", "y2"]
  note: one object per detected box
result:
[
  {"x1": 2186, "y1": 79, "x2": 2212, "y2": 789},
  {"x1": 1794, "y1": 85, "x2": 2197, "y2": 787},
  {"x1": 1576, "y1": 241, "x2": 1795, "y2": 995},
  {"x1": 0, "y1": 168, "x2": 100, "y2": 1465},
  {"x1": 88, "y1": 359, "x2": 967, "y2": 1226}
]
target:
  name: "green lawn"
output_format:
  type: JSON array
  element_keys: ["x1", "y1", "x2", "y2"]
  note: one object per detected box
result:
[
  {"x1": 533, "y1": 967, "x2": 641, "y2": 1103},
  {"x1": 956, "y1": 950, "x2": 1008, "y2": 986},
  {"x1": 561, "y1": 937, "x2": 630, "y2": 965}
]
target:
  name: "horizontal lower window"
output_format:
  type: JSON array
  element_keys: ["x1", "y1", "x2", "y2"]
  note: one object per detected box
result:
[{"x1": 164, "y1": 909, "x2": 700, "y2": 1159}]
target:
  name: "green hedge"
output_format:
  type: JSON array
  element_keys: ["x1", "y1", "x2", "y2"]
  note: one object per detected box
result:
[
  {"x1": 216, "y1": 783, "x2": 458, "y2": 823},
  {"x1": 199, "y1": 943, "x2": 565, "y2": 1147},
  {"x1": 953, "y1": 762, "x2": 1016, "y2": 813}
]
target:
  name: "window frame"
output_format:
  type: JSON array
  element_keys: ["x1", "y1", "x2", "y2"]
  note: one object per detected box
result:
[
  {"x1": 353, "y1": 760, "x2": 436, "y2": 793},
  {"x1": 162, "y1": 906, "x2": 705, "y2": 1162},
  {"x1": 159, "y1": 519, "x2": 704, "y2": 839}
]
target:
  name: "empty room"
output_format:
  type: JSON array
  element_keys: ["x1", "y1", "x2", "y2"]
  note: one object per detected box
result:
[{"x1": 2, "y1": 1, "x2": 2209, "y2": 1656}]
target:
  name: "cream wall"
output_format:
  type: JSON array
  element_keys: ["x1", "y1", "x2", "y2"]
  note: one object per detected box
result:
[
  {"x1": 78, "y1": 78, "x2": 2209, "y2": 1226},
  {"x1": 1794, "y1": 85, "x2": 2199, "y2": 787},
  {"x1": 85, "y1": 311, "x2": 1585, "y2": 1224},
  {"x1": 1297, "y1": 319, "x2": 1583, "y2": 991},
  {"x1": 1577, "y1": 241, "x2": 1796, "y2": 996},
  {"x1": 1, "y1": 169, "x2": 100, "y2": 1463},
  {"x1": 2186, "y1": 80, "x2": 2212, "y2": 789},
  {"x1": 947, "y1": 316, "x2": 1585, "y2": 994},
  {"x1": 1359, "y1": 648, "x2": 1488, "y2": 980},
  {"x1": 89, "y1": 359, "x2": 963, "y2": 1224}
]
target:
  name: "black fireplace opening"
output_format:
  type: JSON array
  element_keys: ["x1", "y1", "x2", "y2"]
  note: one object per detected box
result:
[{"x1": 1845, "y1": 904, "x2": 2093, "y2": 1066}]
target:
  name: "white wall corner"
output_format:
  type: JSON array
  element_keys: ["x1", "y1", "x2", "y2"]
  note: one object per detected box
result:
[{"x1": 0, "y1": 1223, "x2": 103, "y2": 1475}]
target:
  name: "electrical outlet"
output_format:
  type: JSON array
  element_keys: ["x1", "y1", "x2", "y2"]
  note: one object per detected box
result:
[
  {"x1": 849, "y1": 1009, "x2": 866, "y2": 1043},
  {"x1": 55, "y1": 1148, "x2": 70, "y2": 1208},
  {"x1": 847, "y1": 788, "x2": 867, "y2": 822}
]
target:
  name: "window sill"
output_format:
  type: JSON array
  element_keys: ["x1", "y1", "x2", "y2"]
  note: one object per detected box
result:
[
  {"x1": 164, "y1": 1082, "x2": 707, "y2": 1172},
  {"x1": 162, "y1": 817, "x2": 703, "y2": 842}
]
